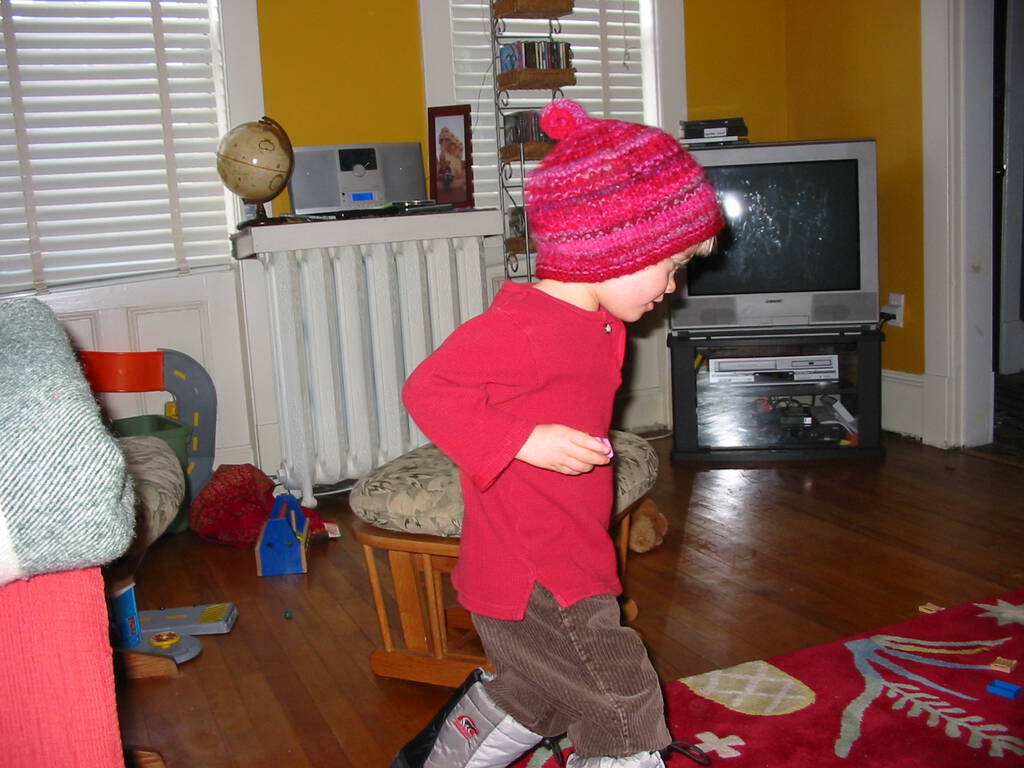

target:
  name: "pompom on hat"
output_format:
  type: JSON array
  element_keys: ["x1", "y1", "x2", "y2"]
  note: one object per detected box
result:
[{"x1": 525, "y1": 99, "x2": 724, "y2": 283}]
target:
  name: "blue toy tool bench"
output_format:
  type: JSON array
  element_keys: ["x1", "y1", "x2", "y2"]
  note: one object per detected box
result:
[{"x1": 256, "y1": 494, "x2": 311, "y2": 576}]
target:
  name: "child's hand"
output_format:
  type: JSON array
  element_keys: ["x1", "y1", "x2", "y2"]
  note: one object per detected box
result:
[{"x1": 515, "y1": 424, "x2": 613, "y2": 475}]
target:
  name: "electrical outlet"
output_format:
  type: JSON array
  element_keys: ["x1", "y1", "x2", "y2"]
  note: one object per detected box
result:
[{"x1": 881, "y1": 292, "x2": 904, "y2": 327}]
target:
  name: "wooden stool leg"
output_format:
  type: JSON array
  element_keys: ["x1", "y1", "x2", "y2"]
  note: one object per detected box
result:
[
  {"x1": 432, "y1": 567, "x2": 450, "y2": 655},
  {"x1": 361, "y1": 544, "x2": 394, "y2": 653},
  {"x1": 421, "y1": 554, "x2": 445, "y2": 660},
  {"x1": 389, "y1": 550, "x2": 429, "y2": 654}
]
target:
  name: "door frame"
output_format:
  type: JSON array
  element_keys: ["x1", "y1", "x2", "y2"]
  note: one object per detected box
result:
[{"x1": 921, "y1": 0, "x2": 995, "y2": 448}]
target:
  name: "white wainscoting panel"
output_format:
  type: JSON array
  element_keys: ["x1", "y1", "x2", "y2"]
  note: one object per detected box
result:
[
  {"x1": 881, "y1": 368, "x2": 925, "y2": 440},
  {"x1": 29, "y1": 266, "x2": 255, "y2": 466}
]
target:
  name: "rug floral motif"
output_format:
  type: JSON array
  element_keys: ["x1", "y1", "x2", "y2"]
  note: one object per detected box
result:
[{"x1": 510, "y1": 590, "x2": 1024, "y2": 766}]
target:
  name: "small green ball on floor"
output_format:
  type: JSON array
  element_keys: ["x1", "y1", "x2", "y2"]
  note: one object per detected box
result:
[{"x1": 284, "y1": 610, "x2": 293, "y2": 619}]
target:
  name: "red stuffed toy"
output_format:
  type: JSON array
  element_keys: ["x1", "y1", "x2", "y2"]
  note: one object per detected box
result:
[{"x1": 189, "y1": 464, "x2": 326, "y2": 547}]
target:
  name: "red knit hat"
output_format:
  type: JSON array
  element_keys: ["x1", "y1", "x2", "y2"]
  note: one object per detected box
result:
[{"x1": 525, "y1": 99, "x2": 724, "y2": 283}]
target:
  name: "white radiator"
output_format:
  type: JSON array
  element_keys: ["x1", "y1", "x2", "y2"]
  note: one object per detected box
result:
[{"x1": 235, "y1": 212, "x2": 501, "y2": 506}]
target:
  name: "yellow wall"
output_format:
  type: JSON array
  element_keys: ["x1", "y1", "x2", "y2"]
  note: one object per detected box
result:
[
  {"x1": 685, "y1": 2, "x2": 790, "y2": 142},
  {"x1": 685, "y1": 1, "x2": 924, "y2": 374},
  {"x1": 255, "y1": 0, "x2": 427, "y2": 214},
  {"x1": 253, "y1": 1, "x2": 924, "y2": 373}
]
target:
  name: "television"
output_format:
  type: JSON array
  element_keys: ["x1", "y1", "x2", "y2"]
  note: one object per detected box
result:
[{"x1": 671, "y1": 139, "x2": 879, "y2": 331}]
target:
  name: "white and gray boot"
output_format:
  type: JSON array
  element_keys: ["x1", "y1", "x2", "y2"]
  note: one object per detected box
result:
[
  {"x1": 390, "y1": 669, "x2": 544, "y2": 768},
  {"x1": 567, "y1": 752, "x2": 667, "y2": 767},
  {"x1": 566, "y1": 741, "x2": 710, "y2": 767}
]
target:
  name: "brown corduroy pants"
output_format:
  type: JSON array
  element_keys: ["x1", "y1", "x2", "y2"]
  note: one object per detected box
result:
[{"x1": 471, "y1": 584, "x2": 672, "y2": 758}]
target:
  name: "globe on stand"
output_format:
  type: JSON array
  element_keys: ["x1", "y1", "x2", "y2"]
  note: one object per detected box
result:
[{"x1": 216, "y1": 116, "x2": 294, "y2": 229}]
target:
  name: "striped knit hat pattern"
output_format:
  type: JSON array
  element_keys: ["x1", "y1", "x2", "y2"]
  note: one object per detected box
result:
[{"x1": 525, "y1": 99, "x2": 724, "y2": 283}]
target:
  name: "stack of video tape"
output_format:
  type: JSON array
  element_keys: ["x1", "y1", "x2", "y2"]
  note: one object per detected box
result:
[
  {"x1": 503, "y1": 110, "x2": 551, "y2": 145},
  {"x1": 499, "y1": 40, "x2": 572, "y2": 72},
  {"x1": 679, "y1": 117, "x2": 748, "y2": 147}
]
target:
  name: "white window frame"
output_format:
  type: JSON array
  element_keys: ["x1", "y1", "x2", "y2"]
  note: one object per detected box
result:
[
  {"x1": 419, "y1": 0, "x2": 686, "y2": 168},
  {"x1": 0, "y1": 0, "x2": 263, "y2": 297},
  {"x1": 218, "y1": 0, "x2": 264, "y2": 223}
]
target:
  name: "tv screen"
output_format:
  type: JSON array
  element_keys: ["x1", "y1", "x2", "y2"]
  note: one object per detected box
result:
[
  {"x1": 688, "y1": 160, "x2": 862, "y2": 296},
  {"x1": 671, "y1": 139, "x2": 879, "y2": 331}
]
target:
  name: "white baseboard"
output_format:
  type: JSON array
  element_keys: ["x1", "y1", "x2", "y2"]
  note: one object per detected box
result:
[{"x1": 882, "y1": 369, "x2": 925, "y2": 439}]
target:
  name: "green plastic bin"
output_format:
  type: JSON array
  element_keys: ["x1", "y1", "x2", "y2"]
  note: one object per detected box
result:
[{"x1": 111, "y1": 414, "x2": 192, "y2": 533}]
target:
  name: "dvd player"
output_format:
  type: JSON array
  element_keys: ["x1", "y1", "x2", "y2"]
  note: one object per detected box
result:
[{"x1": 708, "y1": 354, "x2": 839, "y2": 385}]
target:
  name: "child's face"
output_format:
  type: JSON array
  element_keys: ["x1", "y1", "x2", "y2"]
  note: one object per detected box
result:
[{"x1": 594, "y1": 247, "x2": 697, "y2": 322}]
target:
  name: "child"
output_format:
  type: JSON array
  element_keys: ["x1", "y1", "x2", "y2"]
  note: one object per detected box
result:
[{"x1": 392, "y1": 99, "x2": 723, "y2": 768}]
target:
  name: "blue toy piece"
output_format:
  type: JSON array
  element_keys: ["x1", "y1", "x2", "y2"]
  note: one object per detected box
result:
[
  {"x1": 109, "y1": 583, "x2": 142, "y2": 648},
  {"x1": 255, "y1": 494, "x2": 311, "y2": 577},
  {"x1": 987, "y1": 679, "x2": 1021, "y2": 699},
  {"x1": 138, "y1": 602, "x2": 239, "y2": 636},
  {"x1": 159, "y1": 348, "x2": 217, "y2": 508}
]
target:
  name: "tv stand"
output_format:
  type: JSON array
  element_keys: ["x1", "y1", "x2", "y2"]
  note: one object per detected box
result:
[{"x1": 669, "y1": 325, "x2": 884, "y2": 462}]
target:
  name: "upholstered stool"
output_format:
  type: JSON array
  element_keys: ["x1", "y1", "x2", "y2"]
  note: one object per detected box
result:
[{"x1": 349, "y1": 429, "x2": 659, "y2": 687}]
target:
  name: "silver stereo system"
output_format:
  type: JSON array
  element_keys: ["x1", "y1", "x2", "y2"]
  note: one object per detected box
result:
[
  {"x1": 288, "y1": 142, "x2": 426, "y2": 213},
  {"x1": 708, "y1": 354, "x2": 839, "y2": 385}
]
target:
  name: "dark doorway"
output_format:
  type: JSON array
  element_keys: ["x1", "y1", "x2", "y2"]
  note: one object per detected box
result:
[{"x1": 986, "y1": 0, "x2": 1024, "y2": 463}]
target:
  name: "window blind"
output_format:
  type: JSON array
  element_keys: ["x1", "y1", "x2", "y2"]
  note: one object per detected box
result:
[
  {"x1": 0, "y1": 0, "x2": 229, "y2": 295},
  {"x1": 449, "y1": 0, "x2": 644, "y2": 211}
]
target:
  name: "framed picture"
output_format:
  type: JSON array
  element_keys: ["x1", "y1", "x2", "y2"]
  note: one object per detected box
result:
[{"x1": 428, "y1": 104, "x2": 474, "y2": 208}]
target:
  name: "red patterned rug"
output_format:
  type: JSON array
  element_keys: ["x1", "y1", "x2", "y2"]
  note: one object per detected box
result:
[{"x1": 511, "y1": 590, "x2": 1024, "y2": 766}]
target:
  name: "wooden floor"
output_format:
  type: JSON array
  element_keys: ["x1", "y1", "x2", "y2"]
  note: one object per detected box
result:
[{"x1": 118, "y1": 434, "x2": 1024, "y2": 767}]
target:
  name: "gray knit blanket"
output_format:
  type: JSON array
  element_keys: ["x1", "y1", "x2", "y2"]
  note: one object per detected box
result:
[{"x1": 0, "y1": 298, "x2": 135, "y2": 585}]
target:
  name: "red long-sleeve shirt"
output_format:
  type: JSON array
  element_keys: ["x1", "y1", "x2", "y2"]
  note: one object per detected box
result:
[{"x1": 402, "y1": 281, "x2": 627, "y2": 620}]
